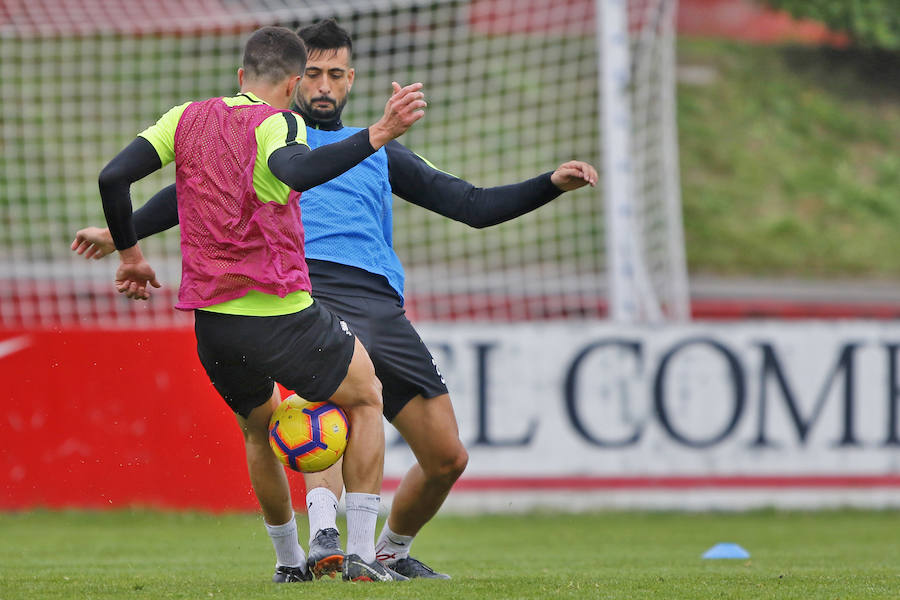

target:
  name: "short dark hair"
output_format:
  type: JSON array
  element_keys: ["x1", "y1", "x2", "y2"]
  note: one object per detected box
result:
[
  {"x1": 242, "y1": 26, "x2": 307, "y2": 83},
  {"x1": 297, "y1": 19, "x2": 353, "y2": 59}
]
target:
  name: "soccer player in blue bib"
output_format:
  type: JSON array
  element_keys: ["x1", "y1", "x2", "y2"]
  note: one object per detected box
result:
[{"x1": 73, "y1": 19, "x2": 597, "y2": 580}]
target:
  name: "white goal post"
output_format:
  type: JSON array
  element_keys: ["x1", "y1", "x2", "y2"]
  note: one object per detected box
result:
[
  {"x1": 0, "y1": 0, "x2": 689, "y2": 328},
  {"x1": 599, "y1": 0, "x2": 689, "y2": 323}
]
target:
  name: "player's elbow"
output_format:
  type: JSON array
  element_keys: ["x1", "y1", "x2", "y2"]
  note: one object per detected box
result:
[
  {"x1": 269, "y1": 165, "x2": 308, "y2": 193},
  {"x1": 280, "y1": 173, "x2": 308, "y2": 193},
  {"x1": 98, "y1": 161, "x2": 127, "y2": 195},
  {"x1": 468, "y1": 217, "x2": 494, "y2": 229},
  {"x1": 459, "y1": 213, "x2": 497, "y2": 229},
  {"x1": 454, "y1": 206, "x2": 493, "y2": 228},
  {"x1": 457, "y1": 192, "x2": 496, "y2": 228}
]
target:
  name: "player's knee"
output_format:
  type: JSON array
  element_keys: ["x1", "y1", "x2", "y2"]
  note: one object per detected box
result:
[
  {"x1": 242, "y1": 425, "x2": 270, "y2": 450},
  {"x1": 425, "y1": 444, "x2": 468, "y2": 484},
  {"x1": 357, "y1": 374, "x2": 383, "y2": 411},
  {"x1": 448, "y1": 445, "x2": 468, "y2": 481}
]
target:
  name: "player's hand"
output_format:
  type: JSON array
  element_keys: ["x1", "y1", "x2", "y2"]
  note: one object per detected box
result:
[
  {"x1": 551, "y1": 160, "x2": 598, "y2": 191},
  {"x1": 71, "y1": 226, "x2": 115, "y2": 260},
  {"x1": 114, "y1": 246, "x2": 161, "y2": 300},
  {"x1": 368, "y1": 81, "x2": 426, "y2": 148}
]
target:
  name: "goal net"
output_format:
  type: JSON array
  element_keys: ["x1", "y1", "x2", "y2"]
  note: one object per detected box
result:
[{"x1": 0, "y1": 0, "x2": 688, "y2": 328}]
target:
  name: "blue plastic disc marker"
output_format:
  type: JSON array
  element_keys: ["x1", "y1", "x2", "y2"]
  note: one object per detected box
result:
[{"x1": 702, "y1": 543, "x2": 750, "y2": 559}]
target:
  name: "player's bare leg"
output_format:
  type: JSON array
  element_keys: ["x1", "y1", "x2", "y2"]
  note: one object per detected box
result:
[
  {"x1": 327, "y1": 338, "x2": 384, "y2": 495},
  {"x1": 238, "y1": 387, "x2": 292, "y2": 527},
  {"x1": 326, "y1": 338, "x2": 403, "y2": 580},
  {"x1": 388, "y1": 393, "x2": 467, "y2": 535},
  {"x1": 305, "y1": 395, "x2": 467, "y2": 536},
  {"x1": 375, "y1": 393, "x2": 466, "y2": 578},
  {"x1": 237, "y1": 386, "x2": 310, "y2": 582}
]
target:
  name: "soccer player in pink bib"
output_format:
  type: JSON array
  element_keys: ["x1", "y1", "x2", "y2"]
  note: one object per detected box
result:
[{"x1": 95, "y1": 26, "x2": 424, "y2": 583}]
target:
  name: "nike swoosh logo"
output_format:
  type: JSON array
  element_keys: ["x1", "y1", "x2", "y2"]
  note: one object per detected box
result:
[
  {"x1": 355, "y1": 562, "x2": 391, "y2": 581},
  {"x1": 0, "y1": 335, "x2": 30, "y2": 360}
]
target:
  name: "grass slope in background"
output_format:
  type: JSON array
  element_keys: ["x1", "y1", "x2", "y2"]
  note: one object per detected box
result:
[
  {"x1": 1, "y1": 509, "x2": 898, "y2": 599},
  {"x1": 677, "y1": 39, "x2": 900, "y2": 280}
]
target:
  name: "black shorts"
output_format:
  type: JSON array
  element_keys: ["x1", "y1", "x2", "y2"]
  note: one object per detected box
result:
[
  {"x1": 309, "y1": 260, "x2": 449, "y2": 422},
  {"x1": 194, "y1": 300, "x2": 356, "y2": 418}
]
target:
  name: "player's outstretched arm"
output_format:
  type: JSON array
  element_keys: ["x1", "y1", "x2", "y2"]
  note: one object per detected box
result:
[
  {"x1": 550, "y1": 160, "x2": 598, "y2": 191},
  {"x1": 386, "y1": 142, "x2": 598, "y2": 229}
]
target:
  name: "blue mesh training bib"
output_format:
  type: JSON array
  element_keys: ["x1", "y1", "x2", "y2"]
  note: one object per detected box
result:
[{"x1": 301, "y1": 126, "x2": 405, "y2": 300}]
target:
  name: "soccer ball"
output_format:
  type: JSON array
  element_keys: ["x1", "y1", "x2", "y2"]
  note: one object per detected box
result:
[{"x1": 268, "y1": 394, "x2": 349, "y2": 473}]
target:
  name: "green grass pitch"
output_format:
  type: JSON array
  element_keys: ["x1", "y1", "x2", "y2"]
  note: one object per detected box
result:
[{"x1": 1, "y1": 509, "x2": 897, "y2": 599}]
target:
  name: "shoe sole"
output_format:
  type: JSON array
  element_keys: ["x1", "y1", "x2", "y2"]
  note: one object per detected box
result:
[{"x1": 311, "y1": 554, "x2": 344, "y2": 579}]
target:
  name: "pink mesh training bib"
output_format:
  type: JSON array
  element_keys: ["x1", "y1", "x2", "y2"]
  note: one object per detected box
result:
[{"x1": 172, "y1": 98, "x2": 310, "y2": 310}]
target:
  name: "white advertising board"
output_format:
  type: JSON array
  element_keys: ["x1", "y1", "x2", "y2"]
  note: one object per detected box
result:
[{"x1": 382, "y1": 321, "x2": 900, "y2": 510}]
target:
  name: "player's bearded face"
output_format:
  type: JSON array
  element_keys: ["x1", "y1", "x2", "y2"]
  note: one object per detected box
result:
[
  {"x1": 297, "y1": 47, "x2": 354, "y2": 122},
  {"x1": 300, "y1": 93, "x2": 348, "y2": 120}
]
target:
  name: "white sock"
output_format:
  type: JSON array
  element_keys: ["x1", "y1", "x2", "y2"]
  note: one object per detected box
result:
[
  {"x1": 306, "y1": 487, "x2": 339, "y2": 542},
  {"x1": 265, "y1": 513, "x2": 307, "y2": 570},
  {"x1": 375, "y1": 522, "x2": 414, "y2": 564},
  {"x1": 344, "y1": 492, "x2": 380, "y2": 563}
]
